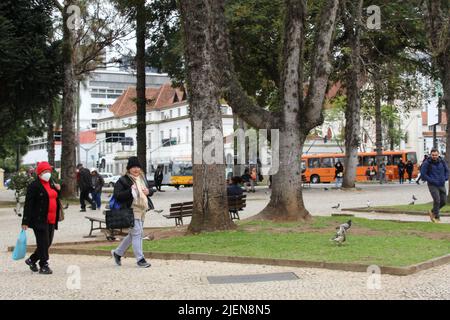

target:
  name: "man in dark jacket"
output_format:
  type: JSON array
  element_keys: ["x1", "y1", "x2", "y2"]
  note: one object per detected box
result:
[
  {"x1": 227, "y1": 176, "x2": 244, "y2": 197},
  {"x1": 77, "y1": 163, "x2": 95, "y2": 212},
  {"x1": 397, "y1": 160, "x2": 405, "y2": 184},
  {"x1": 405, "y1": 160, "x2": 414, "y2": 183},
  {"x1": 420, "y1": 149, "x2": 449, "y2": 223},
  {"x1": 154, "y1": 165, "x2": 164, "y2": 192}
]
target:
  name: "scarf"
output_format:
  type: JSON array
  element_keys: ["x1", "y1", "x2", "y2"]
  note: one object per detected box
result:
[{"x1": 127, "y1": 173, "x2": 149, "y2": 211}]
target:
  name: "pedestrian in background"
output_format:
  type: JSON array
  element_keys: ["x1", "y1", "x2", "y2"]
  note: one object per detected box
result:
[
  {"x1": 405, "y1": 160, "x2": 414, "y2": 183},
  {"x1": 335, "y1": 160, "x2": 344, "y2": 187},
  {"x1": 397, "y1": 160, "x2": 405, "y2": 184},
  {"x1": 77, "y1": 163, "x2": 96, "y2": 212},
  {"x1": 90, "y1": 168, "x2": 104, "y2": 210}
]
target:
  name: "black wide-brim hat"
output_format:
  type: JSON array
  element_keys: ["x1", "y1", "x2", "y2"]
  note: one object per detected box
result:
[{"x1": 126, "y1": 156, "x2": 142, "y2": 170}]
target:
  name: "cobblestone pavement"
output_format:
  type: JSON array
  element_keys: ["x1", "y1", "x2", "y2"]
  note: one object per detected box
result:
[{"x1": 0, "y1": 183, "x2": 449, "y2": 300}]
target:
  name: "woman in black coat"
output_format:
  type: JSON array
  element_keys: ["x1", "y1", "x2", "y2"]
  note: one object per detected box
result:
[
  {"x1": 111, "y1": 157, "x2": 154, "y2": 268},
  {"x1": 21, "y1": 162, "x2": 61, "y2": 275}
]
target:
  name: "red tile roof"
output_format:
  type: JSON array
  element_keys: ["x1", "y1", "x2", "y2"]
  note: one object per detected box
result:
[
  {"x1": 109, "y1": 83, "x2": 187, "y2": 118},
  {"x1": 79, "y1": 130, "x2": 96, "y2": 144}
]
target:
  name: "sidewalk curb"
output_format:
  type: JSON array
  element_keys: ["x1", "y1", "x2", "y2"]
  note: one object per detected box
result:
[{"x1": 8, "y1": 244, "x2": 450, "y2": 277}]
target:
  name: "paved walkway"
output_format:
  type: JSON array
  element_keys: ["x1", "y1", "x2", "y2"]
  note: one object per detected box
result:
[{"x1": 0, "y1": 183, "x2": 449, "y2": 299}]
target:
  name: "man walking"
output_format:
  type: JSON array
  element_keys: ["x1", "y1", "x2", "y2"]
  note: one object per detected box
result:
[
  {"x1": 77, "y1": 163, "x2": 96, "y2": 212},
  {"x1": 420, "y1": 149, "x2": 449, "y2": 223}
]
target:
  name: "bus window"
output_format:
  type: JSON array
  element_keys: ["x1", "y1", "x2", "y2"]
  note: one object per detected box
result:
[
  {"x1": 321, "y1": 157, "x2": 333, "y2": 168},
  {"x1": 308, "y1": 158, "x2": 320, "y2": 168},
  {"x1": 392, "y1": 155, "x2": 402, "y2": 165},
  {"x1": 363, "y1": 156, "x2": 376, "y2": 166},
  {"x1": 407, "y1": 152, "x2": 417, "y2": 164},
  {"x1": 334, "y1": 158, "x2": 344, "y2": 166},
  {"x1": 358, "y1": 156, "x2": 363, "y2": 166},
  {"x1": 383, "y1": 155, "x2": 392, "y2": 165}
]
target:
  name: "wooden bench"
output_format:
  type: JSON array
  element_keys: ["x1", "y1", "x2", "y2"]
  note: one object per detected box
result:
[
  {"x1": 164, "y1": 195, "x2": 247, "y2": 226},
  {"x1": 85, "y1": 215, "x2": 123, "y2": 240},
  {"x1": 163, "y1": 201, "x2": 193, "y2": 226},
  {"x1": 228, "y1": 194, "x2": 246, "y2": 220}
]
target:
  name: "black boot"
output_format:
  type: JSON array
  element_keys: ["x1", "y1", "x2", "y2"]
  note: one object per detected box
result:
[
  {"x1": 39, "y1": 265, "x2": 53, "y2": 275},
  {"x1": 25, "y1": 258, "x2": 38, "y2": 272}
]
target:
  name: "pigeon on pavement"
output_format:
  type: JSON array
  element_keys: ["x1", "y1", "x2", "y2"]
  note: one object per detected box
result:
[
  {"x1": 331, "y1": 203, "x2": 340, "y2": 209},
  {"x1": 412, "y1": 195, "x2": 417, "y2": 201}
]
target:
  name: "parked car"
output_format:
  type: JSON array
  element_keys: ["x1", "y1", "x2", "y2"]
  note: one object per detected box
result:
[{"x1": 99, "y1": 173, "x2": 120, "y2": 187}]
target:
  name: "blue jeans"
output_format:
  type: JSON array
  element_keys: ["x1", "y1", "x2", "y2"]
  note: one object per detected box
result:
[
  {"x1": 335, "y1": 177, "x2": 343, "y2": 188},
  {"x1": 114, "y1": 219, "x2": 144, "y2": 262},
  {"x1": 91, "y1": 192, "x2": 101, "y2": 209}
]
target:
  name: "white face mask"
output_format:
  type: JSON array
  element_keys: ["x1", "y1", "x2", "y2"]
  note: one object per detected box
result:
[{"x1": 40, "y1": 172, "x2": 51, "y2": 182}]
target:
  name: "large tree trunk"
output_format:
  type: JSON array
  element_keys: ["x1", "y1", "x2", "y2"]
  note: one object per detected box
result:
[
  {"x1": 257, "y1": 0, "x2": 309, "y2": 220},
  {"x1": 374, "y1": 73, "x2": 383, "y2": 180},
  {"x1": 258, "y1": 130, "x2": 310, "y2": 220},
  {"x1": 342, "y1": 0, "x2": 363, "y2": 189},
  {"x1": 179, "y1": 0, "x2": 234, "y2": 233},
  {"x1": 47, "y1": 101, "x2": 55, "y2": 167},
  {"x1": 60, "y1": 0, "x2": 77, "y2": 197},
  {"x1": 136, "y1": 0, "x2": 147, "y2": 173},
  {"x1": 216, "y1": 0, "x2": 339, "y2": 220},
  {"x1": 422, "y1": 0, "x2": 450, "y2": 200}
]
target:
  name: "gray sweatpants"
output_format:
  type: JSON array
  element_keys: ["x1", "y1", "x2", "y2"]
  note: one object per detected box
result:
[
  {"x1": 115, "y1": 219, "x2": 144, "y2": 262},
  {"x1": 428, "y1": 184, "x2": 447, "y2": 218}
]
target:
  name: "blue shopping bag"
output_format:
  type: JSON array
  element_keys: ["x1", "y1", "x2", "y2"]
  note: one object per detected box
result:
[
  {"x1": 12, "y1": 230, "x2": 27, "y2": 260},
  {"x1": 108, "y1": 195, "x2": 121, "y2": 210}
]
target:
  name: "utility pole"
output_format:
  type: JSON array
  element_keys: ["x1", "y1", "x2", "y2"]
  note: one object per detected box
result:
[{"x1": 16, "y1": 144, "x2": 20, "y2": 172}]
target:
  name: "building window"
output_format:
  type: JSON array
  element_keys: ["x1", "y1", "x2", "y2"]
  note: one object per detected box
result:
[
  {"x1": 91, "y1": 104, "x2": 109, "y2": 113},
  {"x1": 161, "y1": 112, "x2": 164, "y2": 120},
  {"x1": 177, "y1": 128, "x2": 180, "y2": 143},
  {"x1": 178, "y1": 108, "x2": 181, "y2": 117},
  {"x1": 148, "y1": 132, "x2": 152, "y2": 149},
  {"x1": 170, "y1": 110, "x2": 173, "y2": 118},
  {"x1": 169, "y1": 129, "x2": 172, "y2": 139},
  {"x1": 186, "y1": 126, "x2": 190, "y2": 143}
]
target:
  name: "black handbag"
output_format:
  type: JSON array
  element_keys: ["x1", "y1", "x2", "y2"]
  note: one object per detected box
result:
[{"x1": 105, "y1": 208, "x2": 135, "y2": 229}]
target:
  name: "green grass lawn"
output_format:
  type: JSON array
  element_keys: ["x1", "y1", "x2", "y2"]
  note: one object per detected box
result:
[
  {"x1": 374, "y1": 203, "x2": 450, "y2": 214},
  {"x1": 98, "y1": 217, "x2": 450, "y2": 267}
]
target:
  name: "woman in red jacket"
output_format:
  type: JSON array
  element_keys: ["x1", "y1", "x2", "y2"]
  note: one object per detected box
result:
[{"x1": 21, "y1": 162, "x2": 61, "y2": 275}]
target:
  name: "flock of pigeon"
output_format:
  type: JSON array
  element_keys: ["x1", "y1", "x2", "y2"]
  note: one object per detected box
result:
[
  {"x1": 330, "y1": 195, "x2": 418, "y2": 245},
  {"x1": 331, "y1": 195, "x2": 418, "y2": 211}
]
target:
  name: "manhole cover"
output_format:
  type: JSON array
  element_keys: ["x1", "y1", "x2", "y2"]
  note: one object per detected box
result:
[{"x1": 207, "y1": 272, "x2": 299, "y2": 284}]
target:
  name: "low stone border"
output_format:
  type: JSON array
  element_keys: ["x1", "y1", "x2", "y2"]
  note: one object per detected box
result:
[
  {"x1": 343, "y1": 207, "x2": 450, "y2": 216},
  {"x1": 8, "y1": 243, "x2": 450, "y2": 277}
]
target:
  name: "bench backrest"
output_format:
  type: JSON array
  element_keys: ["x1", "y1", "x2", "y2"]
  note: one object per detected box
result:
[
  {"x1": 227, "y1": 195, "x2": 246, "y2": 211},
  {"x1": 169, "y1": 201, "x2": 193, "y2": 216}
]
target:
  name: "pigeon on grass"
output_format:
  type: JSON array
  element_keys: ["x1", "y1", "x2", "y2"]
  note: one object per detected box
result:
[{"x1": 330, "y1": 220, "x2": 352, "y2": 245}]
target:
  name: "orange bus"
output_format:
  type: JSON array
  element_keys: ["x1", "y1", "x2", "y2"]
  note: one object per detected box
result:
[{"x1": 302, "y1": 151, "x2": 419, "y2": 183}]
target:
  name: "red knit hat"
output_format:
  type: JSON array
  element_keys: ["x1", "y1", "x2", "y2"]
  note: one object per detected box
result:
[{"x1": 36, "y1": 161, "x2": 52, "y2": 175}]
